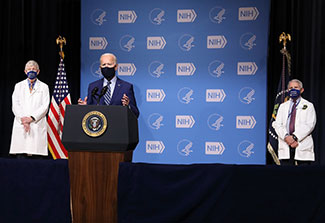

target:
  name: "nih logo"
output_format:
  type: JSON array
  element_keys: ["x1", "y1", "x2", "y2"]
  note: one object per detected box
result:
[
  {"x1": 146, "y1": 89, "x2": 166, "y2": 102},
  {"x1": 207, "y1": 35, "x2": 227, "y2": 49},
  {"x1": 177, "y1": 9, "x2": 197, "y2": 23},
  {"x1": 118, "y1": 63, "x2": 136, "y2": 76},
  {"x1": 176, "y1": 115, "x2": 195, "y2": 128},
  {"x1": 236, "y1": 116, "x2": 256, "y2": 129},
  {"x1": 147, "y1": 37, "x2": 166, "y2": 50},
  {"x1": 237, "y1": 62, "x2": 258, "y2": 75},
  {"x1": 238, "y1": 7, "x2": 259, "y2": 21},
  {"x1": 118, "y1": 10, "x2": 137, "y2": 23},
  {"x1": 146, "y1": 141, "x2": 165, "y2": 154},
  {"x1": 205, "y1": 142, "x2": 225, "y2": 155},
  {"x1": 206, "y1": 89, "x2": 226, "y2": 102},
  {"x1": 176, "y1": 63, "x2": 196, "y2": 76},
  {"x1": 89, "y1": 37, "x2": 108, "y2": 50}
]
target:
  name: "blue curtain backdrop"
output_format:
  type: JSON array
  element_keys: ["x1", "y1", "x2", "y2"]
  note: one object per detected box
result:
[{"x1": 81, "y1": 0, "x2": 270, "y2": 164}]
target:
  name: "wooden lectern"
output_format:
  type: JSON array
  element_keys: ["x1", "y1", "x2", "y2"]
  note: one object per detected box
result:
[{"x1": 62, "y1": 105, "x2": 138, "y2": 223}]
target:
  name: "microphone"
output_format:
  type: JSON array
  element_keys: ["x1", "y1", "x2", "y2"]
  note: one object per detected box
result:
[
  {"x1": 91, "y1": 87, "x2": 99, "y2": 97},
  {"x1": 99, "y1": 86, "x2": 108, "y2": 97},
  {"x1": 96, "y1": 86, "x2": 108, "y2": 105}
]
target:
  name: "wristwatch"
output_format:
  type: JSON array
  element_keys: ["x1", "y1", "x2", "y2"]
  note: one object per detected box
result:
[{"x1": 291, "y1": 134, "x2": 298, "y2": 142}]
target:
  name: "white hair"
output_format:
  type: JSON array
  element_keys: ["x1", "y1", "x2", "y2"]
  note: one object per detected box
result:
[
  {"x1": 100, "y1": 53, "x2": 117, "y2": 64},
  {"x1": 25, "y1": 60, "x2": 39, "y2": 70},
  {"x1": 288, "y1": 79, "x2": 303, "y2": 89}
]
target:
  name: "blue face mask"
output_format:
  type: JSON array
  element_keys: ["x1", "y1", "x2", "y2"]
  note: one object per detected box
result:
[
  {"x1": 27, "y1": 71, "x2": 37, "y2": 80},
  {"x1": 289, "y1": 88, "x2": 300, "y2": 99}
]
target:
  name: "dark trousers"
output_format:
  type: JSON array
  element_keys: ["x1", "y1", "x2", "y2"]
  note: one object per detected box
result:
[
  {"x1": 280, "y1": 147, "x2": 312, "y2": 166},
  {"x1": 11, "y1": 154, "x2": 46, "y2": 159}
]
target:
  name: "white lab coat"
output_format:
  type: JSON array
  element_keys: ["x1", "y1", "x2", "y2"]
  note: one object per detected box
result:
[
  {"x1": 9, "y1": 79, "x2": 50, "y2": 155},
  {"x1": 272, "y1": 97, "x2": 316, "y2": 161}
]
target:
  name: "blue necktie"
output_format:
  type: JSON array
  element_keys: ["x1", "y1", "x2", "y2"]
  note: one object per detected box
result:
[{"x1": 104, "y1": 82, "x2": 111, "y2": 105}]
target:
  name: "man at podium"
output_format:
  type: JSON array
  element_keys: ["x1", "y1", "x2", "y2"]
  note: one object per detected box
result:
[{"x1": 78, "y1": 53, "x2": 139, "y2": 118}]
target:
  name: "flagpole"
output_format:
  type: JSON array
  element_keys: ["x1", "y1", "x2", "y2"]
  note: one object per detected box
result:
[
  {"x1": 56, "y1": 36, "x2": 66, "y2": 136},
  {"x1": 267, "y1": 32, "x2": 292, "y2": 165},
  {"x1": 55, "y1": 35, "x2": 73, "y2": 220},
  {"x1": 279, "y1": 32, "x2": 291, "y2": 102}
]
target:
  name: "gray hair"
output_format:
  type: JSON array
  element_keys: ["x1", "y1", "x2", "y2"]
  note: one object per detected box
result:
[
  {"x1": 100, "y1": 53, "x2": 117, "y2": 64},
  {"x1": 25, "y1": 60, "x2": 39, "y2": 70},
  {"x1": 288, "y1": 79, "x2": 303, "y2": 89}
]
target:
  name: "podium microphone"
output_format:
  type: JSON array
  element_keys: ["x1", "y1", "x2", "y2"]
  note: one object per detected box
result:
[
  {"x1": 96, "y1": 86, "x2": 108, "y2": 105},
  {"x1": 91, "y1": 87, "x2": 99, "y2": 97},
  {"x1": 99, "y1": 86, "x2": 108, "y2": 97}
]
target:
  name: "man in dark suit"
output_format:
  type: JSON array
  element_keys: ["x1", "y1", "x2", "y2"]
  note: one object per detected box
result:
[{"x1": 78, "y1": 53, "x2": 139, "y2": 118}]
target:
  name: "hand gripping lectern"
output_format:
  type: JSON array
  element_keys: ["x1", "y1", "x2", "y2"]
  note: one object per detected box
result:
[{"x1": 62, "y1": 105, "x2": 138, "y2": 223}]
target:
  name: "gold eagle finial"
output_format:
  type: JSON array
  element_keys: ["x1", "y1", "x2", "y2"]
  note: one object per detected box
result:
[
  {"x1": 56, "y1": 36, "x2": 66, "y2": 59},
  {"x1": 279, "y1": 32, "x2": 291, "y2": 50}
]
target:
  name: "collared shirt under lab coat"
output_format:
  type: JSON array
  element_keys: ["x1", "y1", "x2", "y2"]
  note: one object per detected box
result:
[{"x1": 9, "y1": 79, "x2": 50, "y2": 155}]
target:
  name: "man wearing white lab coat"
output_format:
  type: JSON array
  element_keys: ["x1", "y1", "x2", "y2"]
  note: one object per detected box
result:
[
  {"x1": 9, "y1": 60, "x2": 50, "y2": 157},
  {"x1": 272, "y1": 79, "x2": 316, "y2": 165}
]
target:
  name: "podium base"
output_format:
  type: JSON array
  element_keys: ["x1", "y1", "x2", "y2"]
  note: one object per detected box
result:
[{"x1": 68, "y1": 150, "x2": 132, "y2": 223}]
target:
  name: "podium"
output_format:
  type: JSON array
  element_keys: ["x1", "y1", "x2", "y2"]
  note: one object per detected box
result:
[{"x1": 62, "y1": 105, "x2": 138, "y2": 223}]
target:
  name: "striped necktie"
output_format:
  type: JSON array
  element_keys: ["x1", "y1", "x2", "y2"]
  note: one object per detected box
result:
[{"x1": 104, "y1": 82, "x2": 111, "y2": 105}]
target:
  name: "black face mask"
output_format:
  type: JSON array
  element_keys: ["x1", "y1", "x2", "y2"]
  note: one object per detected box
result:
[{"x1": 101, "y1": 67, "x2": 116, "y2": 80}]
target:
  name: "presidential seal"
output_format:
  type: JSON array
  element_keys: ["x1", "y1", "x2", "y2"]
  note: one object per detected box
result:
[{"x1": 82, "y1": 111, "x2": 107, "y2": 137}]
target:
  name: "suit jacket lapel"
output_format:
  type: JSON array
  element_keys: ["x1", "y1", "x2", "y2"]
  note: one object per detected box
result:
[
  {"x1": 98, "y1": 78, "x2": 105, "y2": 105},
  {"x1": 111, "y1": 77, "x2": 122, "y2": 102}
]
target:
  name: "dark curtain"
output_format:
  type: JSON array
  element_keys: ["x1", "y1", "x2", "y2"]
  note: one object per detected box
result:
[
  {"x1": 0, "y1": 0, "x2": 324, "y2": 164},
  {"x1": 0, "y1": 0, "x2": 80, "y2": 157},
  {"x1": 267, "y1": 0, "x2": 325, "y2": 164}
]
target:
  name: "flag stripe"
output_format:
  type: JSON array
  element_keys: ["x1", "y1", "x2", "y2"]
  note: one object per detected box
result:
[
  {"x1": 48, "y1": 113, "x2": 68, "y2": 158},
  {"x1": 48, "y1": 136, "x2": 60, "y2": 159},
  {"x1": 50, "y1": 100, "x2": 60, "y2": 125}
]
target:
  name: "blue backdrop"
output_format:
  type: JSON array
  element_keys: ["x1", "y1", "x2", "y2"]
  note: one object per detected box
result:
[{"x1": 81, "y1": 0, "x2": 270, "y2": 164}]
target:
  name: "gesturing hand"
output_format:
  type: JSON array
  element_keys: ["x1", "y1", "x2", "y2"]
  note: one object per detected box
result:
[{"x1": 121, "y1": 94, "x2": 130, "y2": 106}]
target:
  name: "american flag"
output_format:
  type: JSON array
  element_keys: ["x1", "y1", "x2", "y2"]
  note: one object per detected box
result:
[
  {"x1": 47, "y1": 58, "x2": 71, "y2": 159},
  {"x1": 267, "y1": 48, "x2": 291, "y2": 165}
]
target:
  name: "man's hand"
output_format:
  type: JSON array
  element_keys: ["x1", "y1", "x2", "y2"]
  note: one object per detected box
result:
[
  {"x1": 23, "y1": 123, "x2": 30, "y2": 132},
  {"x1": 21, "y1": 116, "x2": 33, "y2": 133},
  {"x1": 285, "y1": 135, "x2": 299, "y2": 148},
  {"x1": 78, "y1": 96, "x2": 87, "y2": 105},
  {"x1": 121, "y1": 94, "x2": 130, "y2": 106},
  {"x1": 284, "y1": 135, "x2": 295, "y2": 145},
  {"x1": 21, "y1": 116, "x2": 33, "y2": 125},
  {"x1": 290, "y1": 141, "x2": 299, "y2": 148}
]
